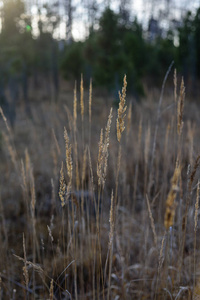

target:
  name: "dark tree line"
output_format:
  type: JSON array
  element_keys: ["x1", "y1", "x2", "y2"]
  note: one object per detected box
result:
[
  {"x1": 61, "y1": 7, "x2": 200, "y2": 98},
  {"x1": 0, "y1": 0, "x2": 200, "y2": 128}
]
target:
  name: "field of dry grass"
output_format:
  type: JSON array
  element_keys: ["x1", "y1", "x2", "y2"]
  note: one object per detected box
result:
[{"x1": 1, "y1": 71, "x2": 200, "y2": 299}]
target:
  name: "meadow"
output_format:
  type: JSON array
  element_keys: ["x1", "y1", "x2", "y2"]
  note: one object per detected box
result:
[{"x1": 0, "y1": 70, "x2": 200, "y2": 299}]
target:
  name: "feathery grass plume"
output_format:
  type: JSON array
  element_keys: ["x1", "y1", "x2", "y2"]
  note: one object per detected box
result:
[
  {"x1": 47, "y1": 225, "x2": 54, "y2": 242},
  {"x1": 64, "y1": 127, "x2": 73, "y2": 196},
  {"x1": 174, "y1": 68, "x2": 177, "y2": 103},
  {"x1": 177, "y1": 77, "x2": 185, "y2": 136},
  {"x1": 30, "y1": 167, "x2": 36, "y2": 217},
  {"x1": 103, "y1": 108, "x2": 113, "y2": 181},
  {"x1": 73, "y1": 81, "x2": 77, "y2": 128},
  {"x1": 23, "y1": 234, "x2": 29, "y2": 290},
  {"x1": 59, "y1": 162, "x2": 66, "y2": 207},
  {"x1": 117, "y1": 75, "x2": 127, "y2": 142},
  {"x1": 14, "y1": 254, "x2": 44, "y2": 274},
  {"x1": 49, "y1": 279, "x2": 54, "y2": 300},
  {"x1": 164, "y1": 162, "x2": 181, "y2": 230},
  {"x1": 146, "y1": 195, "x2": 157, "y2": 246},
  {"x1": 97, "y1": 129, "x2": 104, "y2": 186},
  {"x1": 80, "y1": 74, "x2": 84, "y2": 121},
  {"x1": 89, "y1": 78, "x2": 92, "y2": 124},
  {"x1": 97, "y1": 108, "x2": 113, "y2": 187},
  {"x1": 157, "y1": 231, "x2": 167, "y2": 285},
  {"x1": 64, "y1": 127, "x2": 73, "y2": 177}
]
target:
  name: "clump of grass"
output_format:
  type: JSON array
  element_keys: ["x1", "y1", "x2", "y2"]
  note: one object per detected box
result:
[{"x1": 2, "y1": 69, "x2": 200, "y2": 299}]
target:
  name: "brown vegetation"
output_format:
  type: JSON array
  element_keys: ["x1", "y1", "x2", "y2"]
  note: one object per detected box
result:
[{"x1": 0, "y1": 73, "x2": 200, "y2": 299}]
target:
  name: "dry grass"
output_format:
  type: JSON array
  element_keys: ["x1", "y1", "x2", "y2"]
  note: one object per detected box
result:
[{"x1": 0, "y1": 73, "x2": 200, "y2": 299}]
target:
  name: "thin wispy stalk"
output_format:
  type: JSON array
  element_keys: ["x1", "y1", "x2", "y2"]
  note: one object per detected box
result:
[
  {"x1": 89, "y1": 78, "x2": 92, "y2": 124},
  {"x1": 80, "y1": 74, "x2": 84, "y2": 121},
  {"x1": 97, "y1": 108, "x2": 113, "y2": 188},
  {"x1": 177, "y1": 77, "x2": 185, "y2": 136},
  {"x1": 164, "y1": 162, "x2": 181, "y2": 231}
]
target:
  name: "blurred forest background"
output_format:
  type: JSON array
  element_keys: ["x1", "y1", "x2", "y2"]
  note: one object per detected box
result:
[{"x1": 0, "y1": 0, "x2": 200, "y2": 127}]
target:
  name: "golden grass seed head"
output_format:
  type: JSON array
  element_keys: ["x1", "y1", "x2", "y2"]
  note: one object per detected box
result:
[
  {"x1": 49, "y1": 279, "x2": 54, "y2": 300},
  {"x1": 97, "y1": 129, "x2": 104, "y2": 186},
  {"x1": 97, "y1": 108, "x2": 113, "y2": 187},
  {"x1": 64, "y1": 127, "x2": 73, "y2": 182},
  {"x1": 117, "y1": 75, "x2": 127, "y2": 142},
  {"x1": 47, "y1": 225, "x2": 54, "y2": 242},
  {"x1": 59, "y1": 162, "x2": 66, "y2": 207},
  {"x1": 103, "y1": 108, "x2": 113, "y2": 182}
]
